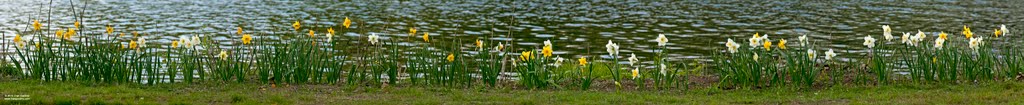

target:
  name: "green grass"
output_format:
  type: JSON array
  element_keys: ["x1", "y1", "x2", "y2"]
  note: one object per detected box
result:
[{"x1": 0, "y1": 80, "x2": 1022, "y2": 104}]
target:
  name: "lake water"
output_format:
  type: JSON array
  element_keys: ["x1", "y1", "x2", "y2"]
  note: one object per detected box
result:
[{"x1": 2, "y1": 0, "x2": 1022, "y2": 64}]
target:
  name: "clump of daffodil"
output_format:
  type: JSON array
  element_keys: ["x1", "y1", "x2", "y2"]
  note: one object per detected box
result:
[
  {"x1": 777, "y1": 39, "x2": 787, "y2": 50},
  {"x1": 725, "y1": 38, "x2": 739, "y2": 53},
  {"x1": 934, "y1": 37, "x2": 945, "y2": 49},
  {"x1": 606, "y1": 40, "x2": 619, "y2": 56},
  {"x1": 409, "y1": 27, "x2": 417, "y2": 36},
  {"x1": 628, "y1": 53, "x2": 638, "y2": 66},
  {"x1": 241, "y1": 34, "x2": 253, "y2": 45},
  {"x1": 65, "y1": 29, "x2": 75, "y2": 40},
  {"x1": 963, "y1": 25, "x2": 974, "y2": 39},
  {"x1": 655, "y1": 34, "x2": 668, "y2": 46},
  {"x1": 343, "y1": 17, "x2": 352, "y2": 28},
  {"x1": 542, "y1": 40, "x2": 553, "y2": 57},
  {"x1": 825, "y1": 49, "x2": 837, "y2": 60},
  {"x1": 807, "y1": 49, "x2": 816, "y2": 59},
  {"x1": 422, "y1": 32, "x2": 430, "y2": 42},
  {"x1": 863, "y1": 35, "x2": 876, "y2": 48},
  {"x1": 292, "y1": 21, "x2": 301, "y2": 30},
  {"x1": 368, "y1": 33, "x2": 379, "y2": 45},
  {"x1": 578, "y1": 57, "x2": 587, "y2": 66},
  {"x1": 219, "y1": 51, "x2": 228, "y2": 60},
  {"x1": 631, "y1": 67, "x2": 640, "y2": 79},
  {"x1": 883, "y1": 25, "x2": 893, "y2": 41},
  {"x1": 520, "y1": 51, "x2": 534, "y2": 61},
  {"x1": 106, "y1": 24, "x2": 114, "y2": 34},
  {"x1": 32, "y1": 20, "x2": 41, "y2": 30}
]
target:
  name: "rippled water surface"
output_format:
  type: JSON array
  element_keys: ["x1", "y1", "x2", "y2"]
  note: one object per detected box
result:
[{"x1": 2, "y1": 0, "x2": 1023, "y2": 62}]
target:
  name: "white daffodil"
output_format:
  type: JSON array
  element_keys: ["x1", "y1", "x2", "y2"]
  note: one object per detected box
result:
[
  {"x1": 554, "y1": 56, "x2": 565, "y2": 67},
  {"x1": 934, "y1": 37, "x2": 945, "y2": 49},
  {"x1": 914, "y1": 30, "x2": 926, "y2": 43},
  {"x1": 179, "y1": 36, "x2": 191, "y2": 48},
  {"x1": 368, "y1": 33, "x2": 380, "y2": 45},
  {"x1": 544, "y1": 40, "x2": 552, "y2": 47},
  {"x1": 606, "y1": 40, "x2": 619, "y2": 56},
  {"x1": 1000, "y1": 25, "x2": 1009, "y2": 36},
  {"x1": 495, "y1": 42, "x2": 504, "y2": 52},
  {"x1": 137, "y1": 37, "x2": 147, "y2": 48},
  {"x1": 798, "y1": 35, "x2": 808, "y2": 47},
  {"x1": 749, "y1": 33, "x2": 762, "y2": 47},
  {"x1": 863, "y1": 36, "x2": 876, "y2": 48},
  {"x1": 218, "y1": 51, "x2": 228, "y2": 60},
  {"x1": 969, "y1": 37, "x2": 985, "y2": 50},
  {"x1": 191, "y1": 35, "x2": 202, "y2": 46},
  {"x1": 883, "y1": 25, "x2": 893, "y2": 41},
  {"x1": 726, "y1": 38, "x2": 740, "y2": 53},
  {"x1": 825, "y1": 49, "x2": 837, "y2": 60},
  {"x1": 901, "y1": 32, "x2": 911, "y2": 45},
  {"x1": 660, "y1": 63, "x2": 668, "y2": 76},
  {"x1": 655, "y1": 34, "x2": 669, "y2": 46},
  {"x1": 807, "y1": 49, "x2": 816, "y2": 60},
  {"x1": 753, "y1": 53, "x2": 760, "y2": 61},
  {"x1": 628, "y1": 53, "x2": 639, "y2": 66},
  {"x1": 326, "y1": 32, "x2": 334, "y2": 42}
]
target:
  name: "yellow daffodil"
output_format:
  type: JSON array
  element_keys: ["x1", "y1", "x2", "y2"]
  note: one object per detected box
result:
[
  {"x1": 56, "y1": 29, "x2": 65, "y2": 38},
  {"x1": 242, "y1": 34, "x2": 253, "y2": 45},
  {"x1": 32, "y1": 20, "x2": 40, "y2": 30},
  {"x1": 65, "y1": 29, "x2": 75, "y2": 40},
  {"x1": 343, "y1": 17, "x2": 352, "y2": 28},
  {"x1": 520, "y1": 51, "x2": 534, "y2": 61},
  {"x1": 939, "y1": 32, "x2": 948, "y2": 40},
  {"x1": 74, "y1": 21, "x2": 80, "y2": 29},
  {"x1": 778, "y1": 39, "x2": 787, "y2": 50},
  {"x1": 963, "y1": 25, "x2": 973, "y2": 39},
  {"x1": 422, "y1": 32, "x2": 429, "y2": 42},
  {"x1": 994, "y1": 29, "x2": 1002, "y2": 38},
  {"x1": 171, "y1": 41, "x2": 179, "y2": 48},
  {"x1": 631, "y1": 67, "x2": 639, "y2": 79},
  {"x1": 542, "y1": 46, "x2": 553, "y2": 57},
  {"x1": 409, "y1": 27, "x2": 417, "y2": 36},
  {"x1": 13, "y1": 34, "x2": 22, "y2": 43},
  {"x1": 447, "y1": 53, "x2": 455, "y2": 62},
  {"x1": 495, "y1": 42, "x2": 504, "y2": 51},
  {"x1": 932, "y1": 57, "x2": 937, "y2": 63},
  {"x1": 237, "y1": 27, "x2": 243, "y2": 35},
  {"x1": 475, "y1": 39, "x2": 484, "y2": 51},
  {"x1": 308, "y1": 30, "x2": 315, "y2": 38},
  {"x1": 328, "y1": 28, "x2": 335, "y2": 35},
  {"x1": 129, "y1": 40, "x2": 138, "y2": 49},
  {"x1": 219, "y1": 51, "x2": 228, "y2": 60},
  {"x1": 106, "y1": 25, "x2": 114, "y2": 34},
  {"x1": 763, "y1": 41, "x2": 772, "y2": 51},
  {"x1": 578, "y1": 57, "x2": 587, "y2": 66},
  {"x1": 292, "y1": 21, "x2": 301, "y2": 30}
]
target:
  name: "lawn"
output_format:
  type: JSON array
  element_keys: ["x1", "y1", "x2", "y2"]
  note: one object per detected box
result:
[{"x1": 1, "y1": 80, "x2": 1022, "y2": 104}]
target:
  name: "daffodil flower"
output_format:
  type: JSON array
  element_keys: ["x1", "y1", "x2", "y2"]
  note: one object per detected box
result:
[
  {"x1": 969, "y1": 37, "x2": 984, "y2": 50},
  {"x1": 74, "y1": 21, "x2": 80, "y2": 29},
  {"x1": 242, "y1": 34, "x2": 253, "y2": 45},
  {"x1": 409, "y1": 28, "x2": 417, "y2": 36},
  {"x1": 219, "y1": 51, "x2": 228, "y2": 60},
  {"x1": 422, "y1": 32, "x2": 430, "y2": 42},
  {"x1": 495, "y1": 42, "x2": 504, "y2": 51},
  {"x1": 628, "y1": 53, "x2": 638, "y2": 66},
  {"x1": 994, "y1": 29, "x2": 1002, "y2": 38},
  {"x1": 777, "y1": 39, "x2": 787, "y2": 50},
  {"x1": 763, "y1": 40, "x2": 772, "y2": 51},
  {"x1": 807, "y1": 49, "x2": 816, "y2": 60},
  {"x1": 292, "y1": 21, "x2": 301, "y2": 30},
  {"x1": 934, "y1": 37, "x2": 945, "y2": 49},
  {"x1": 606, "y1": 40, "x2": 619, "y2": 56},
  {"x1": 554, "y1": 56, "x2": 564, "y2": 67},
  {"x1": 659, "y1": 63, "x2": 667, "y2": 76},
  {"x1": 308, "y1": 30, "x2": 315, "y2": 38},
  {"x1": 863, "y1": 36, "x2": 876, "y2": 49},
  {"x1": 578, "y1": 57, "x2": 587, "y2": 66},
  {"x1": 963, "y1": 25, "x2": 973, "y2": 39},
  {"x1": 939, "y1": 32, "x2": 948, "y2": 40},
  {"x1": 901, "y1": 32, "x2": 911, "y2": 45},
  {"x1": 1000, "y1": 25, "x2": 1009, "y2": 36},
  {"x1": 343, "y1": 17, "x2": 352, "y2": 28},
  {"x1": 138, "y1": 37, "x2": 147, "y2": 48},
  {"x1": 749, "y1": 33, "x2": 762, "y2": 47},
  {"x1": 368, "y1": 33, "x2": 379, "y2": 45},
  {"x1": 171, "y1": 41, "x2": 180, "y2": 48},
  {"x1": 753, "y1": 53, "x2": 760, "y2": 62},
  {"x1": 106, "y1": 25, "x2": 114, "y2": 34},
  {"x1": 655, "y1": 34, "x2": 668, "y2": 46},
  {"x1": 447, "y1": 53, "x2": 455, "y2": 62},
  {"x1": 883, "y1": 25, "x2": 893, "y2": 41},
  {"x1": 32, "y1": 20, "x2": 40, "y2": 30},
  {"x1": 825, "y1": 49, "x2": 836, "y2": 60},
  {"x1": 798, "y1": 35, "x2": 808, "y2": 47},
  {"x1": 725, "y1": 38, "x2": 740, "y2": 53},
  {"x1": 237, "y1": 27, "x2": 243, "y2": 35},
  {"x1": 192, "y1": 35, "x2": 202, "y2": 46},
  {"x1": 631, "y1": 67, "x2": 640, "y2": 79}
]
